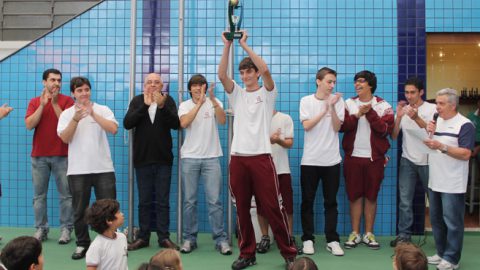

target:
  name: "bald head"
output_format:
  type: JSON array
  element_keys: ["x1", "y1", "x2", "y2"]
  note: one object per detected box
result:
[{"x1": 144, "y1": 73, "x2": 164, "y2": 94}]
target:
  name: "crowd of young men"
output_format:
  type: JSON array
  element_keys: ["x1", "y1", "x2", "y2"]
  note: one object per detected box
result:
[{"x1": 0, "y1": 31, "x2": 473, "y2": 270}]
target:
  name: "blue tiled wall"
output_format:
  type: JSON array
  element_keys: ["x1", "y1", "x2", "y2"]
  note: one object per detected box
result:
[
  {"x1": 0, "y1": 0, "x2": 141, "y2": 228},
  {"x1": 426, "y1": 0, "x2": 480, "y2": 32},
  {"x1": 16, "y1": 0, "x2": 480, "y2": 237}
]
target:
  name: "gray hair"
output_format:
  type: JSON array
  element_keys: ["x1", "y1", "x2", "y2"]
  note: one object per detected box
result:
[{"x1": 436, "y1": 88, "x2": 459, "y2": 109}]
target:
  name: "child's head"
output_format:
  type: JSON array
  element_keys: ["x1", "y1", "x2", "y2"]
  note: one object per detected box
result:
[
  {"x1": 291, "y1": 257, "x2": 318, "y2": 270},
  {"x1": 85, "y1": 199, "x2": 124, "y2": 234},
  {"x1": 137, "y1": 249, "x2": 183, "y2": 270},
  {"x1": 0, "y1": 236, "x2": 44, "y2": 270},
  {"x1": 393, "y1": 243, "x2": 428, "y2": 270}
]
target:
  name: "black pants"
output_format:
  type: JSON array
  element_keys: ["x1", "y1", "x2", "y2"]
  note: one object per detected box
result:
[
  {"x1": 300, "y1": 164, "x2": 340, "y2": 243},
  {"x1": 68, "y1": 172, "x2": 116, "y2": 247}
]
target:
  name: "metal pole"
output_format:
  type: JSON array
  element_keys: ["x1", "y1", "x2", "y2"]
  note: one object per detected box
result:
[
  {"x1": 177, "y1": 0, "x2": 185, "y2": 245},
  {"x1": 127, "y1": 0, "x2": 137, "y2": 243},
  {"x1": 226, "y1": 5, "x2": 235, "y2": 247}
]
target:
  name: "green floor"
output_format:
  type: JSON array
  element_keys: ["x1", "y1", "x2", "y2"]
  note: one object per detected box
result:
[{"x1": 0, "y1": 228, "x2": 478, "y2": 270}]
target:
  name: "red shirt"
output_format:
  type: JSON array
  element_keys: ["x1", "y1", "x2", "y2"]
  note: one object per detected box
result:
[{"x1": 25, "y1": 94, "x2": 74, "y2": 157}]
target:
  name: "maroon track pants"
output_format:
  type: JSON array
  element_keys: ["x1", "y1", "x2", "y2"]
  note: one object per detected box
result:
[{"x1": 229, "y1": 154, "x2": 297, "y2": 259}]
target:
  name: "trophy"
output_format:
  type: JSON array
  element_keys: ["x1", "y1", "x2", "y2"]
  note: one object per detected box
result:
[{"x1": 224, "y1": 0, "x2": 244, "y2": 40}]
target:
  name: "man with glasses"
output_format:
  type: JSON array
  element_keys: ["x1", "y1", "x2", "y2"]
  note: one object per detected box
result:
[
  {"x1": 124, "y1": 73, "x2": 180, "y2": 251},
  {"x1": 341, "y1": 70, "x2": 394, "y2": 250}
]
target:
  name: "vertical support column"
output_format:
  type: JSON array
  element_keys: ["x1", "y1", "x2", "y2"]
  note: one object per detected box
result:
[
  {"x1": 127, "y1": 0, "x2": 137, "y2": 243},
  {"x1": 177, "y1": 0, "x2": 185, "y2": 245}
]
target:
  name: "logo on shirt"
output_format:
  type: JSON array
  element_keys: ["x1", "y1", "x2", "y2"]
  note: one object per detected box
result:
[{"x1": 255, "y1": 96, "x2": 263, "y2": 104}]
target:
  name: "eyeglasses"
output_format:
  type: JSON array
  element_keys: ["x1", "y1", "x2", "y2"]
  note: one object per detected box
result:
[{"x1": 354, "y1": 78, "x2": 367, "y2": 84}]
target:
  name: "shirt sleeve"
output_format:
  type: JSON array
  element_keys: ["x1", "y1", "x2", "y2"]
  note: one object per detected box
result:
[
  {"x1": 284, "y1": 114, "x2": 294, "y2": 139},
  {"x1": 226, "y1": 81, "x2": 242, "y2": 111},
  {"x1": 458, "y1": 122, "x2": 476, "y2": 150},
  {"x1": 178, "y1": 101, "x2": 190, "y2": 118},
  {"x1": 57, "y1": 109, "x2": 71, "y2": 135},
  {"x1": 85, "y1": 241, "x2": 100, "y2": 267},
  {"x1": 335, "y1": 97, "x2": 345, "y2": 121},
  {"x1": 299, "y1": 97, "x2": 310, "y2": 122},
  {"x1": 98, "y1": 105, "x2": 119, "y2": 125},
  {"x1": 25, "y1": 98, "x2": 38, "y2": 119}
]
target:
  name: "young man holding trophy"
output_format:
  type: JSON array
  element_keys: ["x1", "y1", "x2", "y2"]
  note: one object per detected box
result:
[{"x1": 218, "y1": 2, "x2": 297, "y2": 268}]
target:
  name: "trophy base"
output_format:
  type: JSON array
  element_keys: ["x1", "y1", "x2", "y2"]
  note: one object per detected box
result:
[{"x1": 224, "y1": 31, "x2": 243, "y2": 40}]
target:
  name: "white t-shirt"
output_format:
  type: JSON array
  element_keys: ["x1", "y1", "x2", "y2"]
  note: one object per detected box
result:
[
  {"x1": 148, "y1": 102, "x2": 157, "y2": 123},
  {"x1": 86, "y1": 232, "x2": 128, "y2": 270},
  {"x1": 179, "y1": 98, "x2": 223, "y2": 158},
  {"x1": 345, "y1": 97, "x2": 392, "y2": 158},
  {"x1": 227, "y1": 81, "x2": 276, "y2": 155},
  {"x1": 300, "y1": 94, "x2": 345, "y2": 166},
  {"x1": 270, "y1": 112, "x2": 294, "y2": 174},
  {"x1": 400, "y1": 101, "x2": 437, "y2": 165},
  {"x1": 57, "y1": 103, "x2": 117, "y2": 175},
  {"x1": 428, "y1": 113, "x2": 475, "y2": 193}
]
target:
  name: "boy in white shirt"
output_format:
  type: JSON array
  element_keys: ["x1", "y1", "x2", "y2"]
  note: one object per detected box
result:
[
  {"x1": 178, "y1": 74, "x2": 231, "y2": 255},
  {"x1": 299, "y1": 67, "x2": 344, "y2": 256},
  {"x1": 218, "y1": 30, "x2": 297, "y2": 270},
  {"x1": 85, "y1": 199, "x2": 128, "y2": 270}
]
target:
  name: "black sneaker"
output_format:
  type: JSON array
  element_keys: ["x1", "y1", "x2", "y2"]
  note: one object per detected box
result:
[
  {"x1": 231, "y1": 256, "x2": 256, "y2": 270},
  {"x1": 256, "y1": 235, "x2": 270, "y2": 254},
  {"x1": 390, "y1": 236, "x2": 410, "y2": 247}
]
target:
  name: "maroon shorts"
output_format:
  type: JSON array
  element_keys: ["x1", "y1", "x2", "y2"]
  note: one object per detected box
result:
[
  {"x1": 343, "y1": 156, "x2": 385, "y2": 202},
  {"x1": 257, "y1": 173, "x2": 293, "y2": 216}
]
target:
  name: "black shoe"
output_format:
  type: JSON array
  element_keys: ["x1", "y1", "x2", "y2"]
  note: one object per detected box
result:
[
  {"x1": 285, "y1": 257, "x2": 295, "y2": 270},
  {"x1": 160, "y1": 238, "x2": 179, "y2": 250},
  {"x1": 232, "y1": 256, "x2": 256, "y2": 270},
  {"x1": 291, "y1": 236, "x2": 303, "y2": 255},
  {"x1": 390, "y1": 236, "x2": 410, "y2": 247},
  {"x1": 71, "y1": 246, "x2": 88, "y2": 260},
  {"x1": 256, "y1": 235, "x2": 270, "y2": 254},
  {"x1": 128, "y1": 239, "x2": 149, "y2": 251}
]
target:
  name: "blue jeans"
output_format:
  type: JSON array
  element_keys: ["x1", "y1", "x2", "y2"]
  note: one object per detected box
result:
[
  {"x1": 136, "y1": 164, "x2": 172, "y2": 243},
  {"x1": 181, "y1": 158, "x2": 227, "y2": 245},
  {"x1": 428, "y1": 188, "x2": 465, "y2": 265},
  {"x1": 397, "y1": 157, "x2": 429, "y2": 238},
  {"x1": 32, "y1": 156, "x2": 73, "y2": 231},
  {"x1": 68, "y1": 172, "x2": 116, "y2": 247}
]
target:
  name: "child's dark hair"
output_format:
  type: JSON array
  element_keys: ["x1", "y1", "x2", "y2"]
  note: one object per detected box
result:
[
  {"x1": 238, "y1": 57, "x2": 258, "y2": 72},
  {"x1": 85, "y1": 199, "x2": 120, "y2": 234},
  {"x1": 354, "y1": 70, "x2": 377, "y2": 93},
  {"x1": 394, "y1": 243, "x2": 428, "y2": 270},
  {"x1": 0, "y1": 236, "x2": 42, "y2": 270},
  {"x1": 70, "y1": 76, "x2": 91, "y2": 93}
]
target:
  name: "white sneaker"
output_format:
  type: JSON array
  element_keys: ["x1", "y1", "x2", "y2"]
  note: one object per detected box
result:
[
  {"x1": 302, "y1": 240, "x2": 315, "y2": 255},
  {"x1": 437, "y1": 259, "x2": 459, "y2": 270},
  {"x1": 326, "y1": 241, "x2": 344, "y2": 256},
  {"x1": 427, "y1": 254, "x2": 443, "y2": 265},
  {"x1": 344, "y1": 232, "x2": 361, "y2": 249},
  {"x1": 362, "y1": 232, "x2": 380, "y2": 249}
]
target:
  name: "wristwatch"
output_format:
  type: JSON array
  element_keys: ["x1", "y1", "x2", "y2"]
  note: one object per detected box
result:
[{"x1": 440, "y1": 144, "x2": 448, "y2": 154}]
